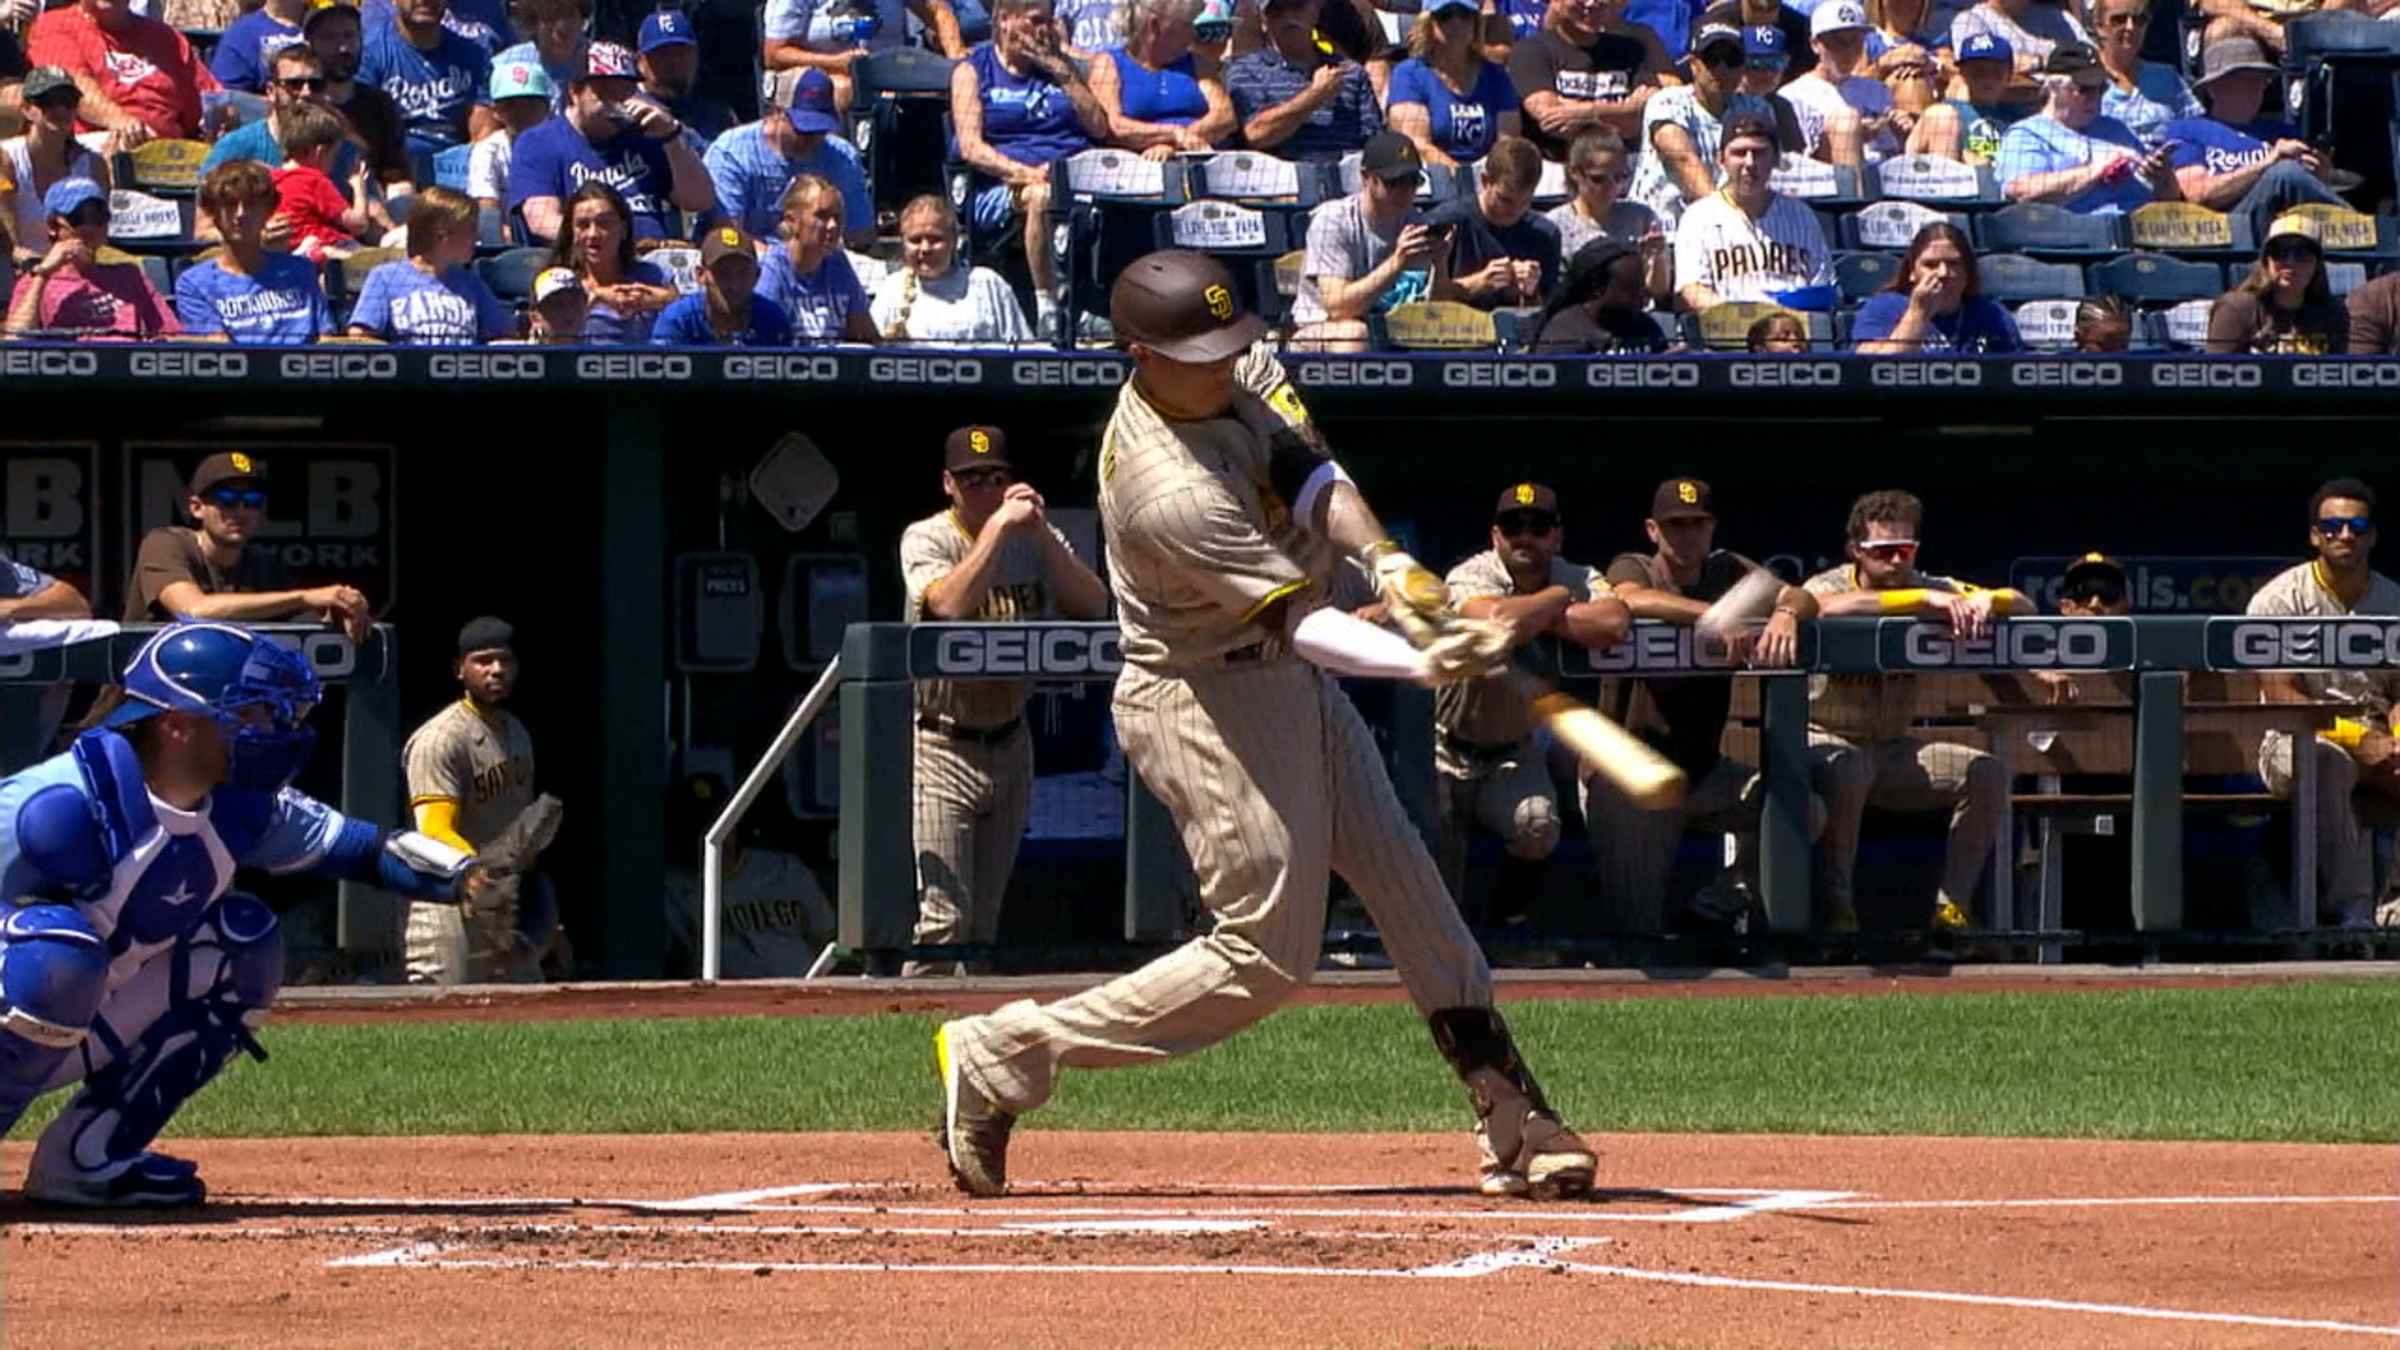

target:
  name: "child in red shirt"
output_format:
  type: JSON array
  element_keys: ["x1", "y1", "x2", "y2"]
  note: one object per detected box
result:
[{"x1": 270, "y1": 100, "x2": 389, "y2": 261}]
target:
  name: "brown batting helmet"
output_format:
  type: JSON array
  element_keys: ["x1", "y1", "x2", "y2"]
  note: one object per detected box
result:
[{"x1": 1110, "y1": 249, "x2": 1267, "y2": 363}]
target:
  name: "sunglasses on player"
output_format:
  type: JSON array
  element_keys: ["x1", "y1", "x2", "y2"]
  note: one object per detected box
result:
[
  {"x1": 1857, "y1": 539, "x2": 1919, "y2": 562},
  {"x1": 1496, "y1": 510, "x2": 1559, "y2": 536},
  {"x1": 202, "y1": 487, "x2": 269, "y2": 510},
  {"x1": 2063, "y1": 578, "x2": 2125, "y2": 607},
  {"x1": 2317, "y1": 515, "x2": 2374, "y2": 537}
]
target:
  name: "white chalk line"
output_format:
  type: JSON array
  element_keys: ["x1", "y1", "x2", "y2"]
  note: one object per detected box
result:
[
  {"x1": 31, "y1": 1220, "x2": 1580, "y2": 1244},
  {"x1": 1796, "y1": 1194, "x2": 2400, "y2": 1211}
]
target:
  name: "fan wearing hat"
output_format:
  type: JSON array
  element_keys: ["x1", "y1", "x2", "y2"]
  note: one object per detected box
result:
[
  {"x1": 1671, "y1": 110, "x2": 1835, "y2": 310},
  {"x1": 467, "y1": 58, "x2": 559, "y2": 211},
  {"x1": 124, "y1": 452, "x2": 373, "y2": 643},
  {"x1": 2207, "y1": 211, "x2": 2343, "y2": 353},
  {"x1": 1945, "y1": 0, "x2": 2091, "y2": 74},
  {"x1": 488, "y1": 0, "x2": 586, "y2": 116},
  {"x1": 1291, "y1": 130, "x2": 1450, "y2": 351},
  {"x1": 929, "y1": 249, "x2": 1600, "y2": 1205},
  {"x1": 1780, "y1": 0, "x2": 1909, "y2": 164},
  {"x1": 701, "y1": 68, "x2": 874, "y2": 245},
  {"x1": 637, "y1": 8, "x2": 735, "y2": 149},
  {"x1": 649, "y1": 224, "x2": 797, "y2": 345},
  {"x1": 1626, "y1": 22, "x2": 1806, "y2": 223},
  {"x1": 1907, "y1": 30, "x2": 2026, "y2": 164},
  {"x1": 355, "y1": 0, "x2": 502, "y2": 154},
  {"x1": 520, "y1": 265, "x2": 590, "y2": 341},
  {"x1": 2, "y1": 69, "x2": 107, "y2": 272},
  {"x1": 506, "y1": 40, "x2": 718, "y2": 245},
  {"x1": 4, "y1": 176, "x2": 179, "y2": 340},
  {"x1": 899, "y1": 425, "x2": 1106, "y2": 976},
  {"x1": 1992, "y1": 42, "x2": 2179, "y2": 215},
  {"x1": 2160, "y1": 35, "x2": 2352, "y2": 243}
]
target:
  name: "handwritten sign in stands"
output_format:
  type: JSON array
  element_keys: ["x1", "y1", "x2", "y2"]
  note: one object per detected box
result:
[
  {"x1": 1853, "y1": 199, "x2": 1954, "y2": 249},
  {"x1": 2130, "y1": 202, "x2": 2235, "y2": 250},
  {"x1": 108, "y1": 190, "x2": 186, "y2": 242},
  {"x1": 1874, "y1": 155, "x2": 1986, "y2": 203},
  {"x1": 128, "y1": 139, "x2": 208, "y2": 192},
  {"x1": 1166, "y1": 199, "x2": 1268, "y2": 251},
  {"x1": 1769, "y1": 155, "x2": 1839, "y2": 200}
]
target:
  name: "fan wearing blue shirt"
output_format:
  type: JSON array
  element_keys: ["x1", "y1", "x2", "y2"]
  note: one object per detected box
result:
[
  {"x1": 174, "y1": 161, "x2": 334, "y2": 344},
  {"x1": 359, "y1": 0, "x2": 497, "y2": 154},
  {"x1": 758, "y1": 171, "x2": 879, "y2": 342},
  {"x1": 364, "y1": 0, "x2": 516, "y2": 54},
  {"x1": 701, "y1": 68, "x2": 871, "y2": 244},
  {"x1": 2164, "y1": 35, "x2": 2351, "y2": 243},
  {"x1": 637, "y1": 9, "x2": 736, "y2": 151},
  {"x1": 343, "y1": 187, "x2": 515, "y2": 343},
  {"x1": 1386, "y1": 0, "x2": 1522, "y2": 166},
  {"x1": 210, "y1": 0, "x2": 312, "y2": 94},
  {"x1": 653, "y1": 225, "x2": 798, "y2": 345},
  {"x1": 508, "y1": 41, "x2": 717, "y2": 244},
  {"x1": 1992, "y1": 42, "x2": 2177, "y2": 216},
  {"x1": 1850, "y1": 221, "x2": 2023, "y2": 352},
  {"x1": 2087, "y1": 0, "x2": 2196, "y2": 147}
]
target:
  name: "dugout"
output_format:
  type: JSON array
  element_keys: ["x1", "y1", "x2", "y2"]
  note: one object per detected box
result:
[{"x1": 7, "y1": 347, "x2": 2398, "y2": 975}]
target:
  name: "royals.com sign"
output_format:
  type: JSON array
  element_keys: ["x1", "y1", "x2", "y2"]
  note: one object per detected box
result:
[
  {"x1": 1875, "y1": 618, "x2": 2135, "y2": 670},
  {"x1": 2205, "y1": 617, "x2": 2400, "y2": 669}
]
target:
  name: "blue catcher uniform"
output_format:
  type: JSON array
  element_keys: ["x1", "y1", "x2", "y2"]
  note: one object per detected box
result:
[{"x1": 0, "y1": 622, "x2": 473, "y2": 1208}]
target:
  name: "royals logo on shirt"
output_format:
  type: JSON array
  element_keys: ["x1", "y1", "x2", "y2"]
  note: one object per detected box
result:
[
  {"x1": 566, "y1": 153, "x2": 664, "y2": 217},
  {"x1": 1450, "y1": 103, "x2": 1489, "y2": 152},
  {"x1": 104, "y1": 49, "x2": 162, "y2": 88}
]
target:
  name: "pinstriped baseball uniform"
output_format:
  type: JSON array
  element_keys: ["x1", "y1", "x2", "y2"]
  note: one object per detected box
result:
[
  {"x1": 900, "y1": 510, "x2": 1076, "y2": 962},
  {"x1": 1671, "y1": 188, "x2": 1834, "y2": 305},
  {"x1": 945, "y1": 347, "x2": 1492, "y2": 1115},
  {"x1": 1801, "y1": 564, "x2": 2002, "y2": 917},
  {"x1": 2244, "y1": 561, "x2": 2400, "y2": 918},
  {"x1": 1434, "y1": 549, "x2": 1609, "y2": 892},
  {"x1": 401, "y1": 699, "x2": 536, "y2": 982}
]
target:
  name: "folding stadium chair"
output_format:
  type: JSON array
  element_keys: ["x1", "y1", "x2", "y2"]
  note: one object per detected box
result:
[
  {"x1": 327, "y1": 247, "x2": 402, "y2": 320},
  {"x1": 1834, "y1": 251, "x2": 1899, "y2": 303},
  {"x1": 1769, "y1": 157, "x2": 1870, "y2": 212},
  {"x1": 432, "y1": 145, "x2": 475, "y2": 194},
  {"x1": 1686, "y1": 301, "x2": 1833, "y2": 351},
  {"x1": 1373, "y1": 300, "x2": 1498, "y2": 351},
  {"x1": 1844, "y1": 199, "x2": 1968, "y2": 251},
  {"x1": 1053, "y1": 149, "x2": 1190, "y2": 343},
  {"x1": 2149, "y1": 297, "x2": 2213, "y2": 350},
  {"x1": 1976, "y1": 202, "x2": 2124, "y2": 260},
  {"x1": 2087, "y1": 252, "x2": 2223, "y2": 306},
  {"x1": 116, "y1": 139, "x2": 208, "y2": 196},
  {"x1": 476, "y1": 246, "x2": 552, "y2": 305},
  {"x1": 1149, "y1": 200, "x2": 1291, "y2": 333},
  {"x1": 1975, "y1": 253, "x2": 2085, "y2": 304},
  {"x1": 1869, "y1": 155, "x2": 2002, "y2": 209},
  {"x1": 2276, "y1": 203, "x2": 2398, "y2": 258},
  {"x1": 2012, "y1": 298, "x2": 2082, "y2": 351},
  {"x1": 1186, "y1": 151, "x2": 1327, "y2": 207},
  {"x1": 2127, "y1": 201, "x2": 2249, "y2": 261},
  {"x1": 107, "y1": 189, "x2": 194, "y2": 248},
  {"x1": 2286, "y1": 14, "x2": 2400, "y2": 207},
  {"x1": 853, "y1": 48, "x2": 961, "y2": 223}
]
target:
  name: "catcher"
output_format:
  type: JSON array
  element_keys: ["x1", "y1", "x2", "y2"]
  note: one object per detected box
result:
[
  {"x1": 401, "y1": 617, "x2": 564, "y2": 984},
  {"x1": 934, "y1": 249, "x2": 1602, "y2": 1202}
]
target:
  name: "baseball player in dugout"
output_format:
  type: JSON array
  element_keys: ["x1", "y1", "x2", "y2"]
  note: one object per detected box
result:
[
  {"x1": 934, "y1": 249, "x2": 1601, "y2": 1204},
  {"x1": 1803, "y1": 490, "x2": 2023, "y2": 935},
  {"x1": 125, "y1": 453, "x2": 375, "y2": 644},
  {"x1": 1592, "y1": 477, "x2": 1822, "y2": 934},
  {"x1": 1436, "y1": 482, "x2": 1628, "y2": 942},
  {"x1": 2245, "y1": 478, "x2": 2400, "y2": 930},
  {"x1": 401, "y1": 618, "x2": 564, "y2": 984},
  {"x1": 900, "y1": 426, "x2": 1110, "y2": 977}
]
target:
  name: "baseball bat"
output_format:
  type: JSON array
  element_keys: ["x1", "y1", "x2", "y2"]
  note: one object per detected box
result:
[{"x1": 1498, "y1": 670, "x2": 1687, "y2": 811}]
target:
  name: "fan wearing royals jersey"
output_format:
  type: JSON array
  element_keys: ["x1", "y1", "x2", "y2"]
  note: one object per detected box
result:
[
  {"x1": 1672, "y1": 111, "x2": 1832, "y2": 312},
  {"x1": 0, "y1": 622, "x2": 484, "y2": 1208}
]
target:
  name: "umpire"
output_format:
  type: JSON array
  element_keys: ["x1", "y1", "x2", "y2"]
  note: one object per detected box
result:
[{"x1": 899, "y1": 427, "x2": 1109, "y2": 976}]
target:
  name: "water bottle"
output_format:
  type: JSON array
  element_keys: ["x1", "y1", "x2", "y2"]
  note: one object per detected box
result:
[{"x1": 827, "y1": 0, "x2": 881, "y2": 44}]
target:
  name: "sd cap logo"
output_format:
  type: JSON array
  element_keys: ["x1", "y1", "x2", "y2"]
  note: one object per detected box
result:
[
  {"x1": 1204, "y1": 284, "x2": 1233, "y2": 321},
  {"x1": 721, "y1": 228, "x2": 741, "y2": 247},
  {"x1": 970, "y1": 430, "x2": 990, "y2": 454},
  {"x1": 1514, "y1": 483, "x2": 1535, "y2": 505},
  {"x1": 1678, "y1": 481, "x2": 1698, "y2": 504},
  {"x1": 231, "y1": 452, "x2": 254, "y2": 473}
]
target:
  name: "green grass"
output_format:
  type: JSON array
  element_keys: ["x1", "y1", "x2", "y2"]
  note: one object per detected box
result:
[{"x1": 18, "y1": 981, "x2": 2399, "y2": 1144}]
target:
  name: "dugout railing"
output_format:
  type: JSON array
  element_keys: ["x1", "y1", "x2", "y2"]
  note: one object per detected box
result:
[{"x1": 767, "y1": 615, "x2": 2398, "y2": 978}]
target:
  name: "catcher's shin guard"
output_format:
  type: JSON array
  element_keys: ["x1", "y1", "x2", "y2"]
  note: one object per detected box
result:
[
  {"x1": 1428, "y1": 1006, "x2": 1596, "y2": 1200},
  {"x1": 0, "y1": 905, "x2": 109, "y2": 1135}
]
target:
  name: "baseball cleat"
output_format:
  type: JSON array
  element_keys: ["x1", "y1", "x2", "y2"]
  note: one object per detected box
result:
[
  {"x1": 1478, "y1": 1168, "x2": 1531, "y2": 1198},
  {"x1": 934, "y1": 1021, "x2": 1014, "y2": 1198},
  {"x1": 1519, "y1": 1116, "x2": 1598, "y2": 1200},
  {"x1": 1929, "y1": 899, "x2": 1971, "y2": 932},
  {"x1": 25, "y1": 1152, "x2": 207, "y2": 1209}
]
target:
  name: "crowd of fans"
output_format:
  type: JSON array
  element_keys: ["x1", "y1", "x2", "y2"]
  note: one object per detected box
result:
[{"x1": 0, "y1": 0, "x2": 2395, "y2": 349}]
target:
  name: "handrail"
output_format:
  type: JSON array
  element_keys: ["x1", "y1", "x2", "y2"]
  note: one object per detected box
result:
[{"x1": 700, "y1": 657, "x2": 843, "y2": 983}]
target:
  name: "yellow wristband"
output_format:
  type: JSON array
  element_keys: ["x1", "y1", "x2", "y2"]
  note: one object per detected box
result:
[
  {"x1": 1986, "y1": 590, "x2": 2018, "y2": 617},
  {"x1": 2326, "y1": 717, "x2": 2370, "y2": 751},
  {"x1": 1878, "y1": 588, "x2": 1928, "y2": 614}
]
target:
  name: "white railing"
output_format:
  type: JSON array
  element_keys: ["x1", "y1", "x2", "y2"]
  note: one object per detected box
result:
[{"x1": 700, "y1": 657, "x2": 843, "y2": 982}]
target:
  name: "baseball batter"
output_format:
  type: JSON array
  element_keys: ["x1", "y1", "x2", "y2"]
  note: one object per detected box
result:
[
  {"x1": 1803, "y1": 490, "x2": 2020, "y2": 934},
  {"x1": 934, "y1": 250, "x2": 1598, "y2": 1202},
  {"x1": 900, "y1": 426, "x2": 1110, "y2": 976},
  {"x1": 1436, "y1": 482, "x2": 1627, "y2": 931},
  {"x1": 1672, "y1": 113, "x2": 1835, "y2": 312},
  {"x1": 401, "y1": 617, "x2": 556, "y2": 984}
]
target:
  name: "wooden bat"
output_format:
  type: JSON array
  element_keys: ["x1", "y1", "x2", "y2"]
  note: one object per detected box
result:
[
  {"x1": 1498, "y1": 669, "x2": 1687, "y2": 811},
  {"x1": 1697, "y1": 567, "x2": 1785, "y2": 644}
]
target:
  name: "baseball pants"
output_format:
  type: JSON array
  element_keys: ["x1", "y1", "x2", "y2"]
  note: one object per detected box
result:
[
  {"x1": 949, "y1": 660, "x2": 1491, "y2": 1115},
  {"x1": 1434, "y1": 743, "x2": 1562, "y2": 899},
  {"x1": 1581, "y1": 756, "x2": 1808, "y2": 934},
  {"x1": 404, "y1": 871, "x2": 557, "y2": 985},
  {"x1": 2260, "y1": 732, "x2": 2373, "y2": 921},
  {"x1": 909, "y1": 723, "x2": 1034, "y2": 974},
  {"x1": 1809, "y1": 733, "x2": 2002, "y2": 921}
]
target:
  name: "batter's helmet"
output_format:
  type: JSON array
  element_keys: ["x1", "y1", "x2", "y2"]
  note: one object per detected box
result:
[
  {"x1": 104, "y1": 622, "x2": 323, "y2": 791},
  {"x1": 1110, "y1": 249, "x2": 1267, "y2": 363}
]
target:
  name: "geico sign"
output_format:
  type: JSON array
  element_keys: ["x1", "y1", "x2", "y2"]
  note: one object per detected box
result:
[
  {"x1": 574, "y1": 353, "x2": 692, "y2": 380},
  {"x1": 0, "y1": 349, "x2": 98, "y2": 377},
  {"x1": 2291, "y1": 363, "x2": 2400, "y2": 389},
  {"x1": 1442, "y1": 362, "x2": 1554, "y2": 389},
  {"x1": 131, "y1": 351, "x2": 248, "y2": 378},
  {"x1": 722, "y1": 354, "x2": 841, "y2": 381},
  {"x1": 2149, "y1": 362, "x2": 2262, "y2": 389},
  {"x1": 869, "y1": 355, "x2": 982, "y2": 384},
  {"x1": 1579, "y1": 623, "x2": 1738, "y2": 673},
  {"x1": 279, "y1": 352, "x2": 398, "y2": 381},
  {"x1": 1730, "y1": 361, "x2": 1842, "y2": 388},
  {"x1": 2011, "y1": 361, "x2": 2122, "y2": 388},
  {"x1": 930, "y1": 626, "x2": 1122, "y2": 677},
  {"x1": 1586, "y1": 362, "x2": 1700, "y2": 388},
  {"x1": 430, "y1": 352, "x2": 546, "y2": 379},
  {"x1": 1901, "y1": 621, "x2": 2112, "y2": 667},
  {"x1": 257, "y1": 631, "x2": 359, "y2": 680},
  {"x1": 1869, "y1": 361, "x2": 1982, "y2": 388},
  {"x1": 1295, "y1": 360, "x2": 1414, "y2": 388},
  {"x1": 2226, "y1": 620, "x2": 2400, "y2": 667},
  {"x1": 1011, "y1": 359, "x2": 1127, "y2": 387}
]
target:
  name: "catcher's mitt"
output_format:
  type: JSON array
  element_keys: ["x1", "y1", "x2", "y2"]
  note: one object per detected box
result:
[{"x1": 477, "y1": 794, "x2": 564, "y2": 876}]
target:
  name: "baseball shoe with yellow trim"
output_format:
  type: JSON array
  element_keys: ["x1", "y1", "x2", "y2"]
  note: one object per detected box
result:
[
  {"x1": 933, "y1": 1021, "x2": 1014, "y2": 1198},
  {"x1": 1929, "y1": 899, "x2": 1971, "y2": 933}
]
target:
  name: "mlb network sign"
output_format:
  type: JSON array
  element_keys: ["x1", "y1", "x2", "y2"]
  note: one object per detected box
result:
[
  {"x1": 1875, "y1": 618, "x2": 2135, "y2": 671},
  {"x1": 2205, "y1": 617, "x2": 2400, "y2": 669},
  {"x1": 909, "y1": 623, "x2": 1123, "y2": 679}
]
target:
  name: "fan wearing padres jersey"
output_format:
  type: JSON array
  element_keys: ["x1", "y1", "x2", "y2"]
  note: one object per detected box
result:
[
  {"x1": 1673, "y1": 113, "x2": 1834, "y2": 313},
  {"x1": 2243, "y1": 478, "x2": 2400, "y2": 930},
  {"x1": 934, "y1": 249, "x2": 1598, "y2": 1203},
  {"x1": 1589, "y1": 477, "x2": 1820, "y2": 934},
  {"x1": 1802, "y1": 490, "x2": 2021, "y2": 935},
  {"x1": 400, "y1": 617, "x2": 556, "y2": 983},
  {"x1": 900, "y1": 426, "x2": 1109, "y2": 977},
  {"x1": 1436, "y1": 483, "x2": 1628, "y2": 934}
]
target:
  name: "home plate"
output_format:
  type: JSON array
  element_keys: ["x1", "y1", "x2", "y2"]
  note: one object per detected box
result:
[{"x1": 1004, "y1": 1219, "x2": 1271, "y2": 1235}]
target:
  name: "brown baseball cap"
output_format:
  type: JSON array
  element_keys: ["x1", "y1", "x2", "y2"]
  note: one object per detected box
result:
[
  {"x1": 701, "y1": 224, "x2": 757, "y2": 269},
  {"x1": 1651, "y1": 477, "x2": 1715, "y2": 521},
  {"x1": 944, "y1": 425, "x2": 1011, "y2": 472},
  {"x1": 190, "y1": 451, "x2": 266, "y2": 496},
  {"x1": 2062, "y1": 551, "x2": 2126, "y2": 585},
  {"x1": 1110, "y1": 249, "x2": 1267, "y2": 363},
  {"x1": 1495, "y1": 481, "x2": 1560, "y2": 517}
]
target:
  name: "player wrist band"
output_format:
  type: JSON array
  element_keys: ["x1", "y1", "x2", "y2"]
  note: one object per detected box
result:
[
  {"x1": 2327, "y1": 717, "x2": 2370, "y2": 751},
  {"x1": 1291, "y1": 460, "x2": 1352, "y2": 522},
  {"x1": 1878, "y1": 588, "x2": 1928, "y2": 614}
]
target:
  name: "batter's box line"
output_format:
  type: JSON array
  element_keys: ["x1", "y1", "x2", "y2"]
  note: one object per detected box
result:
[{"x1": 660, "y1": 1183, "x2": 1859, "y2": 1224}]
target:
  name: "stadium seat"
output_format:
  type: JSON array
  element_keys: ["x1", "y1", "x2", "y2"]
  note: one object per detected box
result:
[
  {"x1": 1770, "y1": 156, "x2": 1870, "y2": 212},
  {"x1": 1374, "y1": 300, "x2": 1498, "y2": 350},
  {"x1": 477, "y1": 204, "x2": 509, "y2": 248},
  {"x1": 1686, "y1": 301, "x2": 1833, "y2": 351},
  {"x1": 107, "y1": 188, "x2": 194, "y2": 247},
  {"x1": 1186, "y1": 151, "x2": 1325, "y2": 206},
  {"x1": 1976, "y1": 202, "x2": 2123, "y2": 258},
  {"x1": 1834, "y1": 250, "x2": 1899, "y2": 303},
  {"x1": 1976, "y1": 253, "x2": 2085, "y2": 303},
  {"x1": 1150, "y1": 198, "x2": 1292, "y2": 257},
  {"x1": 853, "y1": 48, "x2": 960, "y2": 219},
  {"x1": 1869, "y1": 155, "x2": 2002, "y2": 208},
  {"x1": 477, "y1": 246, "x2": 551, "y2": 304},
  {"x1": 2012, "y1": 298, "x2": 2081, "y2": 351},
  {"x1": 2276, "y1": 203, "x2": 2396, "y2": 257},
  {"x1": 432, "y1": 144, "x2": 474, "y2": 194},
  {"x1": 2328, "y1": 260, "x2": 2370, "y2": 297},
  {"x1": 2149, "y1": 297, "x2": 2214, "y2": 350},
  {"x1": 2127, "y1": 201, "x2": 2249, "y2": 258},
  {"x1": 1844, "y1": 199, "x2": 1968, "y2": 250},
  {"x1": 118, "y1": 139, "x2": 208, "y2": 195},
  {"x1": 2087, "y1": 252, "x2": 2223, "y2": 305},
  {"x1": 1266, "y1": 247, "x2": 1306, "y2": 329},
  {"x1": 329, "y1": 247, "x2": 402, "y2": 312},
  {"x1": 1055, "y1": 151, "x2": 1185, "y2": 347},
  {"x1": 1054, "y1": 148, "x2": 1189, "y2": 206}
]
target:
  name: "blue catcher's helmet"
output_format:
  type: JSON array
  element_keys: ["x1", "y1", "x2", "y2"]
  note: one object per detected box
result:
[{"x1": 101, "y1": 622, "x2": 323, "y2": 791}]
